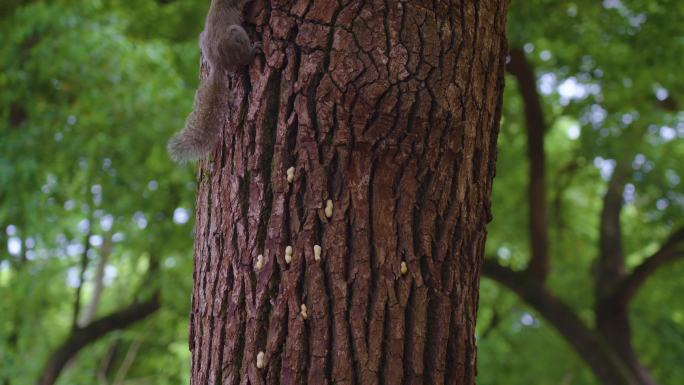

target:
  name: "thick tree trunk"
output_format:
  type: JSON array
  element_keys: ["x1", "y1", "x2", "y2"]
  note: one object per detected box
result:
[{"x1": 189, "y1": 1, "x2": 509, "y2": 385}]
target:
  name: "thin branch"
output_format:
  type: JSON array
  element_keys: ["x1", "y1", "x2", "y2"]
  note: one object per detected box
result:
[
  {"x1": 35, "y1": 292, "x2": 160, "y2": 385},
  {"x1": 97, "y1": 340, "x2": 122, "y2": 385},
  {"x1": 507, "y1": 47, "x2": 550, "y2": 281},
  {"x1": 550, "y1": 159, "x2": 580, "y2": 234},
  {"x1": 41, "y1": 252, "x2": 162, "y2": 385},
  {"x1": 479, "y1": 310, "x2": 501, "y2": 339},
  {"x1": 482, "y1": 258, "x2": 638, "y2": 385},
  {"x1": 613, "y1": 227, "x2": 684, "y2": 304},
  {"x1": 113, "y1": 338, "x2": 142, "y2": 385},
  {"x1": 559, "y1": 372, "x2": 575, "y2": 385},
  {"x1": 657, "y1": 95, "x2": 678, "y2": 112},
  {"x1": 593, "y1": 163, "x2": 664, "y2": 385},
  {"x1": 79, "y1": 234, "x2": 113, "y2": 327},
  {"x1": 595, "y1": 166, "x2": 628, "y2": 299},
  {"x1": 72, "y1": 227, "x2": 93, "y2": 330}
]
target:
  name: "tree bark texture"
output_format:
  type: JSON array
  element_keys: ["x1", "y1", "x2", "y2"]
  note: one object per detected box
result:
[{"x1": 189, "y1": 1, "x2": 509, "y2": 385}]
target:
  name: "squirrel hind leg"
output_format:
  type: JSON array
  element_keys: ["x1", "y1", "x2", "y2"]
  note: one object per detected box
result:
[{"x1": 220, "y1": 25, "x2": 256, "y2": 68}]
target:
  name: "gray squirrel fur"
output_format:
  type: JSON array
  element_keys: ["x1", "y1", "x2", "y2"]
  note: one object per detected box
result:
[{"x1": 167, "y1": 0, "x2": 261, "y2": 163}]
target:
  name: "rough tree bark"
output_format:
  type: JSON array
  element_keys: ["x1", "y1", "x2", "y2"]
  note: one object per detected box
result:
[{"x1": 189, "y1": 1, "x2": 510, "y2": 385}]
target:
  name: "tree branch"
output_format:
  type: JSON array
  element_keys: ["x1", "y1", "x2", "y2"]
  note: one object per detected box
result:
[
  {"x1": 482, "y1": 259, "x2": 638, "y2": 385},
  {"x1": 98, "y1": 339, "x2": 122, "y2": 384},
  {"x1": 79, "y1": 234, "x2": 113, "y2": 327},
  {"x1": 479, "y1": 310, "x2": 501, "y2": 340},
  {"x1": 657, "y1": 95, "x2": 678, "y2": 112},
  {"x1": 72, "y1": 227, "x2": 93, "y2": 330},
  {"x1": 593, "y1": 162, "x2": 664, "y2": 385},
  {"x1": 507, "y1": 47, "x2": 550, "y2": 281},
  {"x1": 113, "y1": 338, "x2": 142, "y2": 385},
  {"x1": 35, "y1": 292, "x2": 160, "y2": 385},
  {"x1": 596, "y1": 167, "x2": 628, "y2": 299},
  {"x1": 613, "y1": 227, "x2": 684, "y2": 305}
]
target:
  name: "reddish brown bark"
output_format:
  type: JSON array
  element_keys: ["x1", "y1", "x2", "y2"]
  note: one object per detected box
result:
[{"x1": 188, "y1": 1, "x2": 510, "y2": 385}]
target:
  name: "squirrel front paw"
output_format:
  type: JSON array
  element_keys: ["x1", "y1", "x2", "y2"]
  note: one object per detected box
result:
[{"x1": 251, "y1": 41, "x2": 263, "y2": 57}]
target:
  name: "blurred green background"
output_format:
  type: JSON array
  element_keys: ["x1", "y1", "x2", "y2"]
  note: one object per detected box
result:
[{"x1": 0, "y1": 1, "x2": 682, "y2": 384}]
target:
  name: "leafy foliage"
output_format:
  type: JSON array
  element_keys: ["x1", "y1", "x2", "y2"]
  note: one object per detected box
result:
[
  {"x1": 0, "y1": 1, "x2": 204, "y2": 383},
  {"x1": 479, "y1": 1, "x2": 684, "y2": 384}
]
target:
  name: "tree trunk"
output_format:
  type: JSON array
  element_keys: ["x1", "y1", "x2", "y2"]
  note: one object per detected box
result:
[{"x1": 189, "y1": 1, "x2": 510, "y2": 385}]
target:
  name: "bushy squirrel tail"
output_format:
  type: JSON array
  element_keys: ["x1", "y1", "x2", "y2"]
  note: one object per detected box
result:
[{"x1": 167, "y1": 72, "x2": 229, "y2": 163}]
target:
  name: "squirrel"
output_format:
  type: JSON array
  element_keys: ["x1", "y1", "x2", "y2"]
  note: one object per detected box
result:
[{"x1": 167, "y1": 0, "x2": 261, "y2": 163}]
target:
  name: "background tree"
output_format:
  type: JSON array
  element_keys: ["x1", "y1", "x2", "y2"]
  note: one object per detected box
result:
[{"x1": 478, "y1": 1, "x2": 684, "y2": 385}]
